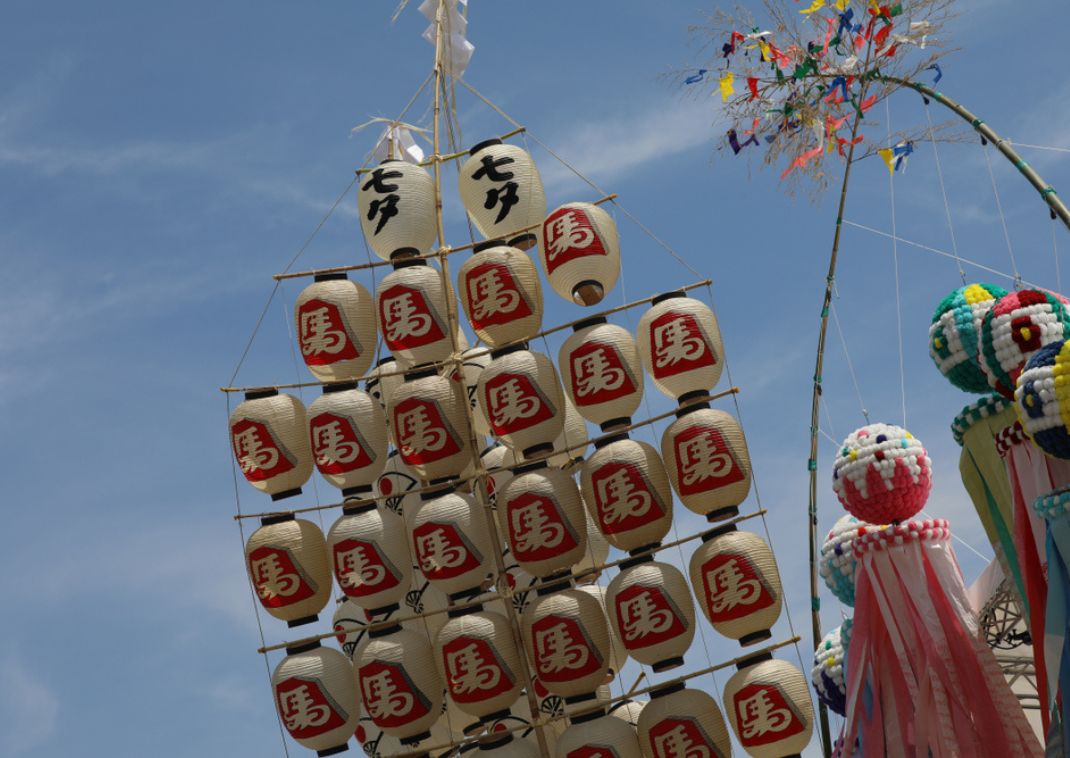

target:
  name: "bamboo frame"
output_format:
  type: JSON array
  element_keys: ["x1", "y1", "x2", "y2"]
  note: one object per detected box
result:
[{"x1": 353, "y1": 126, "x2": 526, "y2": 175}]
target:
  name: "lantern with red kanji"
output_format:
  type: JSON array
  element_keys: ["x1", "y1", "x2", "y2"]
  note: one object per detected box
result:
[
  {"x1": 458, "y1": 139, "x2": 546, "y2": 243},
  {"x1": 478, "y1": 345, "x2": 565, "y2": 459},
  {"x1": 661, "y1": 403, "x2": 752, "y2": 521},
  {"x1": 230, "y1": 390, "x2": 313, "y2": 501},
  {"x1": 580, "y1": 433, "x2": 673, "y2": 554},
  {"x1": 326, "y1": 502, "x2": 412, "y2": 614},
  {"x1": 559, "y1": 317, "x2": 644, "y2": 432},
  {"x1": 723, "y1": 654, "x2": 814, "y2": 758},
  {"x1": 389, "y1": 367, "x2": 473, "y2": 483},
  {"x1": 245, "y1": 514, "x2": 332, "y2": 627},
  {"x1": 637, "y1": 293, "x2": 724, "y2": 403},
  {"x1": 434, "y1": 605, "x2": 524, "y2": 722},
  {"x1": 356, "y1": 625, "x2": 444, "y2": 744},
  {"x1": 410, "y1": 485, "x2": 494, "y2": 601},
  {"x1": 498, "y1": 461, "x2": 588, "y2": 579},
  {"x1": 308, "y1": 384, "x2": 388, "y2": 497},
  {"x1": 458, "y1": 240, "x2": 543, "y2": 347},
  {"x1": 637, "y1": 684, "x2": 732, "y2": 758},
  {"x1": 357, "y1": 159, "x2": 437, "y2": 261},
  {"x1": 375, "y1": 258, "x2": 454, "y2": 370},
  {"x1": 522, "y1": 581, "x2": 612, "y2": 701},
  {"x1": 294, "y1": 274, "x2": 377, "y2": 383},
  {"x1": 540, "y1": 202, "x2": 620, "y2": 306},
  {"x1": 557, "y1": 709, "x2": 642, "y2": 758},
  {"x1": 689, "y1": 524, "x2": 783, "y2": 646},
  {"x1": 607, "y1": 557, "x2": 696, "y2": 672},
  {"x1": 575, "y1": 583, "x2": 629, "y2": 677},
  {"x1": 272, "y1": 640, "x2": 360, "y2": 756}
]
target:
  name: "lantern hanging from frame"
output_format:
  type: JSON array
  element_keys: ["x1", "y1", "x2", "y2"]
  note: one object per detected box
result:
[
  {"x1": 294, "y1": 273, "x2": 378, "y2": 383},
  {"x1": 607, "y1": 556, "x2": 696, "y2": 672},
  {"x1": 458, "y1": 138, "x2": 546, "y2": 243},
  {"x1": 540, "y1": 201, "x2": 621, "y2": 307},
  {"x1": 308, "y1": 384, "x2": 388, "y2": 497},
  {"x1": 245, "y1": 514, "x2": 332, "y2": 627},
  {"x1": 636, "y1": 684, "x2": 732, "y2": 758},
  {"x1": 326, "y1": 501, "x2": 412, "y2": 614},
  {"x1": 478, "y1": 345, "x2": 565, "y2": 459},
  {"x1": 410, "y1": 485, "x2": 495, "y2": 602},
  {"x1": 559, "y1": 316, "x2": 644, "y2": 432},
  {"x1": 458, "y1": 240, "x2": 543, "y2": 347},
  {"x1": 230, "y1": 390, "x2": 313, "y2": 501},
  {"x1": 273, "y1": 640, "x2": 360, "y2": 757},
  {"x1": 637, "y1": 292, "x2": 724, "y2": 404},
  {"x1": 357, "y1": 159, "x2": 437, "y2": 262},
  {"x1": 389, "y1": 367, "x2": 474, "y2": 483},
  {"x1": 723, "y1": 654, "x2": 814, "y2": 758},
  {"x1": 376, "y1": 258, "x2": 454, "y2": 370}
]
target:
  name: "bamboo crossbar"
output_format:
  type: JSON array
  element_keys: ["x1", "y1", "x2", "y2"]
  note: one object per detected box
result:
[
  {"x1": 269, "y1": 194, "x2": 617, "y2": 281},
  {"x1": 219, "y1": 276, "x2": 711, "y2": 394},
  {"x1": 353, "y1": 126, "x2": 527, "y2": 175},
  {"x1": 233, "y1": 385, "x2": 739, "y2": 522}
]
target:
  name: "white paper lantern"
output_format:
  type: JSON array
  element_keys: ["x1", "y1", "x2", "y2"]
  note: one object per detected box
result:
[
  {"x1": 607, "y1": 558, "x2": 696, "y2": 672},
  {"x1": 637, "y1": 293, "x2": 724, "y2": 403},
  {"x1": 327, "y1": 502, "x2": 412, "y2": 613},
  {"x1": 608, "y1": 699, "x2": 647, "y2": 728},
  {"x1": 410, "y1": 486, "x2": 495, "y2": 601},
  {"x1": 540, "y1": 202, "x2": 621, "y2": 306},
  {"x1": 661, "y1": 404, "x2": 751, "y2": 521},
  {"x1": 435, "y1": 607, "x2": 524, "y2": 722},
  {"x1": 230, "y1": 390, "x2": 313, "y2": 500},
  {"x1": 499, "y1": 462, "x2": 588, "y2": 579},
  {"x1": 478, "y1": 346, "x2": 565, "y2": 458},
  {"x1": 358, "y1": 159, "x2": 437, "y2": 262},
  {"x1": 446, "y1": 347, "x2": 492, "y2": 437},
  {"x1": 308, "y1": 385, "x2": 388, "y2": 496},
  {"x1": 480, "y1": 443, "x2": 517, "y2": 512},
  {"x1": 557, "y1": 711, "x2": 643, "y2": 758},
  {"x1": 295, "y1": 275, "x2": 377, "y2": 386},
  {"x1": 522, "y1": 584, "x2": 611, "y2": 701},
  {"x1": 245, "y1": 514, "x2": 332, "y2": 627},
  {"x1": 559, "y1": 317, "x2": 644, "y2": 432},
  {"x1": 376, "y1": 450, "x2": 420, "y2": 523},
  {"x1": 572, "y1": 506, "x2": 610, "y2": 582},
  {"x1": 580, "y1": 434, "x2": 673, "y2": 553},
  {"x1": 575, "y1": 583, "x2": 629, "y2": 678},
  {"x1": 723, "y1": 656, "x2": 814, "y2": 757},
  {"x1": 376, "y1": 259, "x2": 454, "y2": 370},
  {"x1": 499, "y1": 545, "x2": 540, "y2": 617},
  {"x1": 273, "y1": 641, "x2": 359, "y2": 756},
  {"x1": 389, "y1": 368, "x2": 473, "y2": 483},
  {"x1": 550, "y1": 395, "x2": 589, "y2": 468},
  {"x1": 458, "y1": 139, "x2": 546, "y2": 242},
  {"x1": 357, "y1": 626, "x2": 444, "y2": 744},
  {"x1": 487, "y1": 680, "x2": 612, "y2": 748},
  {"x1": 637, "y1": 685, "x2": 732, "y2": 758},
  {"x1": 459, "y1": 241, "x2": 543, "y2": 347}
]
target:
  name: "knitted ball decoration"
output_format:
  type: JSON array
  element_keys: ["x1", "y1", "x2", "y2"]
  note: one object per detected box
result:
[
  {"x1": 819, "y1": 515, "x2": 876, "y2": 607},
  {"x1": 929, "y1": 283, "x2": 1008, "y2": 393},
  {"x1": 832, "y1": 424, "x2": 932, "y2": 523},
  {"x1": 811, "y1": 622, "x2": 850, "y2": 716},
  {"x1": 980, "y1": 289, "x2": 1070, "y2": 399},
  {"x1": 1016, "y1": 339, "x2": 1070, "y2": 459}
]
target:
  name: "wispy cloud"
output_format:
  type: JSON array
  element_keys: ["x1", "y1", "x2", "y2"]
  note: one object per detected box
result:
[{"x1": 0, "y1": 655, "x2": 59, "y2": 755}]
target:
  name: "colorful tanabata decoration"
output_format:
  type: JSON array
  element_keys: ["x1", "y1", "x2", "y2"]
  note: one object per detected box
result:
[
  {"x1": 357, "y1": 159, "x2": 437, "y2": 262},
  {"x1": 831, "y1": 423, "x2": 932, "y2": 524},
  {"x1": 1035, "y1": 487, "x2": 1070, "y2": 742},
  {"x1": 539, "y1": 201, "x2": 621, "y2": 306},
  {"x1": 230, "y1": 390, "x2": 313, "y2": 501},
  {"x1": 928, "y1": 283, "x2": 1008, "y2": 394},
  {"x1": 245, "y1": 514, "x2": 332, "y2": 627},
  {"x1": 811, "y1": 622, "x2": 850, "y2": 717},
  {"x1": 818, "y1": 514, "x2": 876, "y2": 607},
  {"x1": 272, "y1": 641, "x2": 360, "y2": 756},
  {"x1": 294, "y1": 274, "x2": 378, "y2": 383},
  {"x1": 980, "y1": 289, "x2": 1070, "y2": 400},
  {"x1": 458, "y1": 139, "x2": 546, "y2": 245},
  {"x1": 1017, "y1": 339, "x2": 1070, "y2": 459}
]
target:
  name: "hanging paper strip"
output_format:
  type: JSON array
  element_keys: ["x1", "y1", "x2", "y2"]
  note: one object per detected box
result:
[{"x1": 1036, "y1": 487, "x2": 1070, "y2": 755}]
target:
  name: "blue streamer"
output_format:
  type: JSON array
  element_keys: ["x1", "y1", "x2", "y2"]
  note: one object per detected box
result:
[
  {"x1": 685, "y1": 69, "x2": 708, "y2": 85},
  {"x1": 926, "y1": 63, "x2": 943, "y2": 84}
]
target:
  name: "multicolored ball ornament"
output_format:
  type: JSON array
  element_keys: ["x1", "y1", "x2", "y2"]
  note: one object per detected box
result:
[
  {"x1": 1016, "y1": 339, "x2": 1070, "y2": 459},
  {"x1": 818, "y1": 515, "x2": 875, "y2": 607},
  {"x1": 811, "y1": 623, "x2": 850, "y2": 717},
  {"x1": 980, "y1": 289, "x2": 1070, "y2": 399},
  {"x1": 928, "y1": 283, "x2": 1007, "y2": 393},
  {"x1": 832, "y1": 424, "x2": 932, "y2": 524}
]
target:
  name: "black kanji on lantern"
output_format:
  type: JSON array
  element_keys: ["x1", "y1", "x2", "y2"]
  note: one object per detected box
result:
[
  {"x1": 471, "y1": 154, "x2": 515, "y2": 182},
  {"x1": 471, "y1": 154, "x2": 520, "y2": 224},
  {"x1": 363, "y1": 167, "x2": 404, "y2": 235}
]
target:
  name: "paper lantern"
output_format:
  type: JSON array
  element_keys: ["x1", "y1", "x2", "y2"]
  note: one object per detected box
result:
[
  {"x1": 580, "y1": 434, "x2": 673, "y2": 553},
  {"x1": 575, "y1": 583, "x2": 629, "y2": 677},
  {"x1": 389, "y1": 368, "x2": 473, "y2": 483},
  {"x1": 499, "y1": 462, "x2": 587, "y2": 578},
  {"x1": 637, "y1": 293, "x2": 724, "y2": 403},
  {"x1": 557, "y1": 710, "x2": 642, "y2": 758},
  {"x1": 230, "y1": 390, "x2": 313, "y2": 500},
  {"x1": 1017, "y1": 339, "x2": 1070, "y2": 458},
  {"x1": 499, "y1": 544, "x2": 540, "y2": 618},
  {"x1": 458, "y1": 241, "x2": 543, "y2": 347},
  {"x1": 608, "y1": 699, "x2": 647, "y2": 728},
  {"x1": 294, "y1": 274, "x2": 378, "y2": 383},
  {"x1": 832, "y1": 423, "x2": 932, "y2": 524},
  {"x1": 478, "y1": 733, "x2": 541, "y2": 757},
  {"x1": 376, "y1": 259, "x2": 454, "y2": 369},
  {"x1": 357, "y1": 159, "x2": 437, "y2": 261},
  {"x1": 550, "y1": 395, "x2": 589, "y2": 468},
  {"x1": 308, "y1": 385, "x2": 388, "y2": 496},
  {"x1": 928, "y1": 283, "x2": 1008, "y2": 393},
  {"x1": 818, "y1": 515, "x2": 876, "y2": 607},
  {"x1": 486, "y1": 681, "x2": 613, "y2": 748},
  {"x1": 327, "y1": 502, "x2": 412, "y2": 613},
  {"x1": 572, "y1": 507, "x2": 610, "y2": 582},
  {"x1": 367, "y1": 356, "x2": 403, "y2": 414},
  {"x1": 273, "y1": 641, "x2": 359, "y2": 756},
  {"x1": 245, "y1": 514, "x2": 332, "y2": 627},
  {"x1": 607, "y1": 558, "x2": 695, "y2": 672},
  {"x1": 540, "y1": 202, "x2": 620, "y2": 306},
  {"x1": 376, "y1": 450, "x2": 420, "y2": 524},
  {"x1": 661, "y1": 404, "x2": 751, "y2": 521},
  {"x1": 450, "y1": 347, "x2": 492, "y2": 437},
  {"x1": 434, "y1": 607, "x2": 524, "y2": 722},
  {"x1": 811, "y1": 623, "x2": 850, "y2": 717},
  {"x1": 724, "y1": 656, "x2": 813, "y2": 758},
  {"x1": 559, "y1": 317, "x2": 644, "y2": 431},
  {"x1": 410, "y1": 486, "x2": 494, "y2": 601},
  {"x1": 689, "y1": 525, "x2": 783, "y2": 646},
  {"x1": 458, "y1": 139, "x2": 546, "y2": 242},
  {"x1": 357, "y1": 625, "x2": 444, "y2": 744},
  {"x1": 478, "y1": 346, "x2": 565, "y2": 458},
  {"x1": 479, "y1": 443, "x2": 516, "y2": 512},
  {"x1": 522, "y1": 584, "x2": 611, "y2": 701},
  {"x1": 980, "y1": 289, "x2": 1070, "y2": 399},
  {"x1": 637, "y1": 685, "x2": 732, "y2": 758}
]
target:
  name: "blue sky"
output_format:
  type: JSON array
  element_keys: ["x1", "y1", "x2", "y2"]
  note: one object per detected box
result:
[{"x1": 2, "y1": 1, "x2": 1068, "y2": 756}]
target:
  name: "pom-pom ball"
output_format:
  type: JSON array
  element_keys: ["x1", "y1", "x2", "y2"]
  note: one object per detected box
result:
[
  {"x1": 980, "y1": 289, "x2": 1070, "y2": 399},
  {"x1": 832, "y1": 423, "x2": 931, "y2": 523},
  {"x1": 929, "y1": 283, "x2": 1007, "y2": 393},
  {"x1": 1016, "y1": 339, "x2": 1070, "y2": 459},
  {"x1": 818, "y1": 515, "x2": 875, "y2": 607}
]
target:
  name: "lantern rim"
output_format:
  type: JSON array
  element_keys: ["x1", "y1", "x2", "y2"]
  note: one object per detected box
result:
[
  {"x1": 705, "y1": 505, "x2": 740, "y2": 523},
  {"x1": 674, "y1": 401, "x2": 710, "y2": 418},
  {"x1": 650, "y1": 681, "x2": 686, "y2": 699},
  {"x1": 651, "y1": 290, "x2": 687, "y2": 306},
  {"x1": 700, "y1": 522, "x2": 738, "y2": 543},
  {"x1": 322, "y1": 381, "x2": 359, "y2": 394},
  {"x1": 735, "y1": 650, "x2": 773, "y2": 671},
  {"x1": 651, "y1": 655, "x2": 684, "y2": 673},
  {"x1": 313, "y1": 271, "x2": 349, "y2": 282},
  {"x1": 315, "y1": 745, "x2": 349, "y2": 757},
  {"x1": 472, "y1": 239, "x2": 506, "y2": 253},
  {"x1": 368, "y1": 621, "x2": 403, "y2": 638},
  {"x1": 489, "y1": 342, "x2": 529, "y2": 359},
  {"x1": 572, "y1": 315, "x2": 608, "y2": 332},
  {"x1": 521, "y1": 442, "x2": 554, "y2": 459},
  {"x1": 738, "y1": 629, "x2": 773, "y2": 647},
  {"x1": 572, "y1": 280, "x2": 605, "y2": 306},
  {"x1": 508, "y1": 232, "x2": 537, "y2": 250},
  {"x1": 399, "y1": 730, "x2": 432, "y2": 746},
  {"x1": 598, "y1": 417, "x2": 632, "y2": 433},
  {"x1": 260, "y1": 512, "x2": 297, "y2": 526},
  {"x1": 285, "y1": 613, "x2": 319, "y2": 629},
  {"x1": 284, "y1": 639, "x2": 322, "y2": 656},
  {"x1": 593, "y1": 430, "x2": 629, "y2": 450},
  {"x1": 244, "y1": 387, "x2": 279, "y2": 401},
  {"x1": 340, "y1": 498, "x2": 375, "y2": 515},
  {"x1": 270, "y1": 487, "x2": 303, "y2": 502},
  {"x1": 389, "y1": 248, "x2": 425, "y2": 267},
  {"x1": 536, "y1": 571, "x2": 573, "y2": 595},
  {"x1": 446, "y1": 602, "x2": 484, "y2": 619}
]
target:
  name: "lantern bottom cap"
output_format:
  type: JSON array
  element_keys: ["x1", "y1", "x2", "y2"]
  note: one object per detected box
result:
[
  {"x1": 508, "y1": 233, "x2": 537, "y2": 250},
  {"x1": 572, "y1": 280, "x2": 606, "y2": 306},
  {"x1": 270, "y1": 487, "x2": 303, "y2": 502},
  {"x1": 563, "y1": 692, "x2": 598, "y2": 705},
  {"x1": 738, "y1": 629, "x2": 772, "y2": 647},
  {"x1": 286, "y1": 614, "x2": 319, "y2": 628},
  {"x1": 399, "y1": 730, "x2": 432, "y2": 746},
  {"x1": 705, "y1": 505, "x2": 740, "y2": 523},
  {"x1": 316, "y1": 744, "x2": 349, "y2": 756},
  {"x1": 651, "y1": 656, "x2": 685, "y2": 673},
  {"x1": 650, "y1": 681, "x2": 686, "y2": 699}
]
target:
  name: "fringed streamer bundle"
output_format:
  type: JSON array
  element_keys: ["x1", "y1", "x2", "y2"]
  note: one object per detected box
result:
[
  {"x1": 843, "y1": 520, "x2": 1041, "y2": 757},
  {"x1": 1036, "y1": 488, "x2": 1070, "y2": 750}
]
